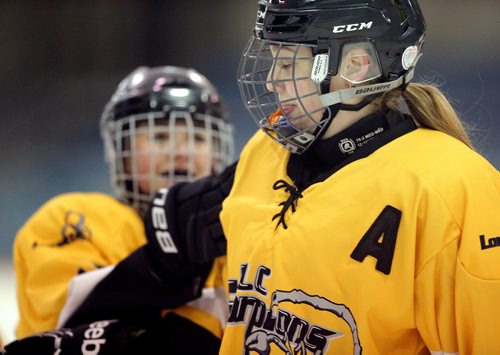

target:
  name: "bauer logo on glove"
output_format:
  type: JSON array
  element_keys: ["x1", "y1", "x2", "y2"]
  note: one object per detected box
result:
[{"x1": 151, "y1": 188, "x2": 178, "y2": 254}]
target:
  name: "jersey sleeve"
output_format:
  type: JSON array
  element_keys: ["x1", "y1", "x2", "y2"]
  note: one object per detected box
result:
[
  {"x1": 415, "y1": 162, "x2": 500, "y2": 353},
  {"x1": 61, "y1": 244, "x2": 228, "y2": 332},
  {"x1": 13, "y1": 193, "x2": 145, "y2": 338},
  {"x1": 454, "y1": 165, "x2": 500, "y2": 353},
  {"x1": 60, "y1": 252, "x2": 227, "y2": 351},
  {"x1": 172, "y1": 255, "x2": 228, "y2": 339}
]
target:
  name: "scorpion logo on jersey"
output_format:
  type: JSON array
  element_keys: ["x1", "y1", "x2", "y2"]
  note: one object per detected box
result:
[
  {"x1": 33, "y1": 210, "x2": 92, "y2": 249},
  {"x1": 228, "y1": 264, "x2": 362, "y2": 354}
]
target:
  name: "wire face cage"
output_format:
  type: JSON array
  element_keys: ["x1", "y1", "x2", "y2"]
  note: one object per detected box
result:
[
  {"x1": 101, "y1": 109, "x2": 234, "y2": 216},
  {"x1": 238, "y1": 37, "x2": 331, "y2": 154}
]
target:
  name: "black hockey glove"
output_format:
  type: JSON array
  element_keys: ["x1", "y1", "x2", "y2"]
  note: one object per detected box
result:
[
  {"x1": 144, "y1": 162, "x2": 236, "y2": 280},
  {"x1": 2, "y1": 319, "x2": 150, "y2": 355},
  {"x1": 3, "y1": 314, "x2": 222, "y2": 355}
]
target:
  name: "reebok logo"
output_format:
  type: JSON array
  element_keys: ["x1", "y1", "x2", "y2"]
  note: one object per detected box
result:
[{"x1": 81, "y1": 320, "x2": 114, "y2": 355}]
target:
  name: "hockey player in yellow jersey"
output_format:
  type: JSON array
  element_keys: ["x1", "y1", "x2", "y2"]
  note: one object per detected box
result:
[
  {"x1": 8, "y1": 0, "x2": 499, "y2": 353},
  {"x1": 132, "y1": 0, "x2": 499, "y2": 354},
  {"x1": 219, "y1": 0, "x2": 500, "y2": 353},
  {"x1": 6, "y1": 66, "x2": 234, "y2": 354}
]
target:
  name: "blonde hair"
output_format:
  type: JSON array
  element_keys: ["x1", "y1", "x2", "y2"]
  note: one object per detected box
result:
[{"x1": 375, "y1": 83, "x2": 475, "y2": 150}]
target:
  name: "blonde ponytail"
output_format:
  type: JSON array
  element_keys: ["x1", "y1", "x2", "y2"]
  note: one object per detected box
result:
[{"x1": 376, "y1": 83, "x2": 475, "y2": 150}]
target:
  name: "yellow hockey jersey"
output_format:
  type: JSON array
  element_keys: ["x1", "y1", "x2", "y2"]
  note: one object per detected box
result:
[
  {"x1": 220, "y1": 129, "x2": 500, "y2": 354},
  {"x1": 14, "y1": 192, "x2": 226, "y2": 341}
]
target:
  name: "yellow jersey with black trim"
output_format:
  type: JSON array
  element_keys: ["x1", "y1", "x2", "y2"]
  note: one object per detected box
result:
[
  {"x1": 14, "y1": 192, "x2": 227, "y2": 341},
  {"x1": 220, "y1": 129, "x2": 500, "y2": 354}
]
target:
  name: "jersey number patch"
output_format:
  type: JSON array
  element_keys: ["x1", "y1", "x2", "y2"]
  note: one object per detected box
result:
[{"x1": 350, "y1": 205, "x2": 401, "y2": 275}]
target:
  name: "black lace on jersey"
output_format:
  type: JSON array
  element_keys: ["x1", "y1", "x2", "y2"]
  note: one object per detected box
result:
[{"x1": 272, "y1": 179, "x2": 303, "y2": 230}]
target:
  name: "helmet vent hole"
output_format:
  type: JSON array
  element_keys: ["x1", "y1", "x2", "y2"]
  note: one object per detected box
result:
[
  {"x1": 268, "y1": 15, "x2": 309, "y2": 33},
  {"x1": 385, "y1": 50, "x2": 402, "y2": 58}
]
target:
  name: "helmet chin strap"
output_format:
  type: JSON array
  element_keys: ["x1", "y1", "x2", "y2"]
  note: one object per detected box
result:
[
  {"x1": 313, "y1": 105, "x2": 336, "y2": 141},
  {"x1": 319, "y1": 67, "x2": 415, "y2": 109},
  {"x1": 311, "y1": 65, "x2": 416, "y2": 141},
  {"x1": 339, "y1": 95, "x2": 379, "y2": 111}
]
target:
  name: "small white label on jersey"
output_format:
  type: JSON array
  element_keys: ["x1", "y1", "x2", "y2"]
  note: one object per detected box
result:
[
  {"x1": 402, "y1": 46, "x2": 419, "y2": 70},
  {"x1": 339, "y1": 138, "x2": 357, "y2": 154},
  {"x1": 311, "y1": 54, "x2": 329, "y2": 84}
]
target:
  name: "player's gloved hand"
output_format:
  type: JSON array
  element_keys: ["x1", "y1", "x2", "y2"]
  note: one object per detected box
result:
[
  {"x1": 2, "y1": 319, "x2": 148, "y2": 355},
  {"x1": 143, "y1": 162, "x2": 236, "y2": 280}
]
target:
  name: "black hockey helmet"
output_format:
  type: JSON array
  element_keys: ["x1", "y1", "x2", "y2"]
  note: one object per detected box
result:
[
  {"x1": 107, "y1": 66, "x2": 227, "y2": 122},
  {"x1": 101, "y1": 66, "x2": 234, "y2": 215},
  {"x1": 238, "y1": 0, "x2": 426, "y2": 153}
]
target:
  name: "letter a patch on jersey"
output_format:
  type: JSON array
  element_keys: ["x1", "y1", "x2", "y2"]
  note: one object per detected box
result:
[{"x1": 350, "y1": 205, "x2": 401, "y2": 275}]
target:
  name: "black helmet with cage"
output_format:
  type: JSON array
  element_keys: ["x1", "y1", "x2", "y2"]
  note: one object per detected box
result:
[
  {"x1": 238, "y1": 0, "x2": 426, "y2": 154},
  {"x1": 101, "y1": 66, "x2": 234, "y2": 216}
]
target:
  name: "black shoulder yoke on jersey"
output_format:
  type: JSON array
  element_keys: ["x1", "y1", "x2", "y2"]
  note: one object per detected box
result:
[
  {"x1": 270, "y1": 109, "x2": 416, "y2": 230},
  {"x1": 288, "y1": 109, "x2": 416, "y2": 190}
]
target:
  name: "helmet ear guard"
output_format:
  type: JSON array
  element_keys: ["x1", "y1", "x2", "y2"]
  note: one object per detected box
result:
[
  {"x1": 239, "y1": 0, "x2": 426, "y2": 154},
  {"x1": 339, "y1": 42, "x2": 382, "y2": 85}
]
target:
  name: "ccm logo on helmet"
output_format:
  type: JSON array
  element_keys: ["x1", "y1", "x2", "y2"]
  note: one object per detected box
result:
[
  {"x1": 333, "y1": 21, "x2": 373, "y2": 33},
  {"x1": 81, "y1": 320, "x2": 113, "y2": 355},
  {"x1": 152, "y1": 188, "x2": 179, "y2": 253}
]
